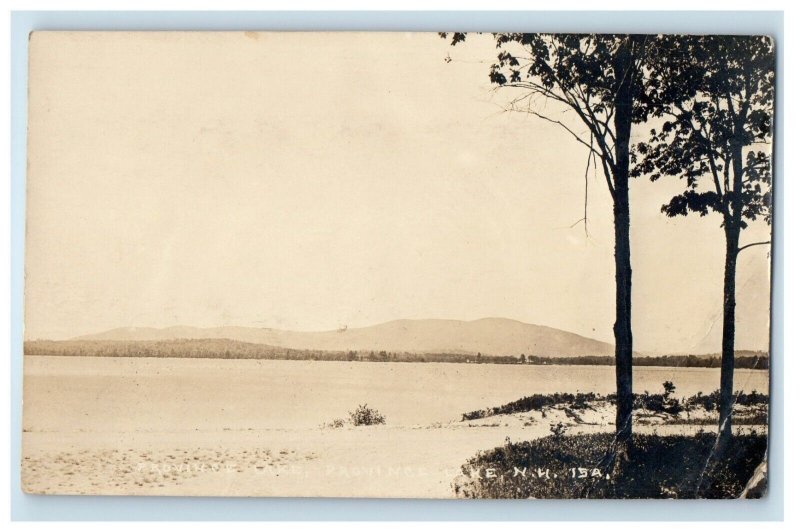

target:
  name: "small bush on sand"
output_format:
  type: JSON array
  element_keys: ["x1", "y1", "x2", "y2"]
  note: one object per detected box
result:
[
  {"x1": 453, "y1": 432, "x2": 766, "y2": 499},
  {"x1": 635, "y1": 391, "x2": 682, "y2": 415},
  {"x1": 349, "y1": 404, "x2": 386, "y2": 426},
  {"x1": 686, "y1": 390, "x2": 721, "y2": 411},
  {"x1": 549, "y1": 422, "x2": 567, "y2": 438}
]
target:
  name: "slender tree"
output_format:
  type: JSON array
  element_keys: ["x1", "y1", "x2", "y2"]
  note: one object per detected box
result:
[
  {"x1": 442, "y1": 34, "x2": 657, "y2": 456},
  {"x1": 633, "y1": 36, "x2": 774, "y2": 440}
]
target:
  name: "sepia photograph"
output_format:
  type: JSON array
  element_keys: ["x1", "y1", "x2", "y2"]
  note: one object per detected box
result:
[{"x1": 21, "y1": 30, "x2": 774, "y2": 499}]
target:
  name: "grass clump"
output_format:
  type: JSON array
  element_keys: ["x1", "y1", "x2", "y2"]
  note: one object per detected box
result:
[
  {"x1": 322, "y1": 418, "x2": 346, "y2": 429},
  {"x1": 453, "y1": 432, "x2": 766, "y2": 499}
]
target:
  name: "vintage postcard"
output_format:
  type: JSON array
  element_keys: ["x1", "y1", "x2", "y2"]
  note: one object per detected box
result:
[{"x1": 22, "y1": 32, "x2": 773, "y2": 498}]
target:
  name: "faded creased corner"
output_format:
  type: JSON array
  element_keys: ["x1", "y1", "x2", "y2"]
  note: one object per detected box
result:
[{"x1": 739, "y1": 450, "x2": 768, "y2": 499}]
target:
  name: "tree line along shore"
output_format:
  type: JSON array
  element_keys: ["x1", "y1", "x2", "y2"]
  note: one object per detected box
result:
[{"x1": 23, "y1": 339, "x2": 769, "y2": 369}]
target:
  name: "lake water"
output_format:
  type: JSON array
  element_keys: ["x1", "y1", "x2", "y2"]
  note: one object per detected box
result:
[{"x1": 23, "y1": 355, "x2": 769, "y2": 431}]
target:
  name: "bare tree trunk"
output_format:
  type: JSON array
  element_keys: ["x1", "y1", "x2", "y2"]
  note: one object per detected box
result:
[
  {"x1": 719, "y1": 144, "x2": 744, "y2": 440},
  {"x1": 719, "y1": 225, "x2": 739, "y2": 439},
  {"x1": 611, "y1": 39, "x2": 636, "y2": 453},
  {"x1": 612, "y1": 178, "x2": 634, "y2": 449}
]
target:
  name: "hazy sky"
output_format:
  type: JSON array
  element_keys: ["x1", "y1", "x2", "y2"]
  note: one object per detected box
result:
[{"x1": 25, "y1": 32, "x2": 772, "y2": 353}]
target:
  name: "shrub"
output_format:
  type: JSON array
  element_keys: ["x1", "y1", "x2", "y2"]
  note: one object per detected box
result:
[
  {"x1": 635, "y1": 390, "x2": 683, "y2": 415},
  {"x1": 735, "y1": 390, "x2": 769, "y2": 407},
  {"x1": 461, "y1": 392, "x2": 606, "y2": 421},
  {"x1": 683, "y1": 389, "x2": 768, "y2": 411},
  {"x1": 460, "y1": 388, "x2": 768, "y2": 422},
  {"x1": 453, "y1": 432, "x2": 767, "y2": 499},
  {"x1": 349, "y1": 404, "x2": 386, "y2": 426},
  {"x1": 549, "y1": 422, "x2": 567, "y2": 438},
  {"x1": 686, "y1": 390, "x2": 721, "y2": 411}
]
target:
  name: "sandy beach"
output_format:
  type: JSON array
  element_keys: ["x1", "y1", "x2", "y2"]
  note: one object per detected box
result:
[{"x1": 21, "y1": 355, "x2": 768, "y2": 497}]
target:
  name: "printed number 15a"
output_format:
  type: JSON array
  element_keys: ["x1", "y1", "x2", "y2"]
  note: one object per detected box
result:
[{"x1": 569, "y1": 467, "x2": 609, "y2": 479}]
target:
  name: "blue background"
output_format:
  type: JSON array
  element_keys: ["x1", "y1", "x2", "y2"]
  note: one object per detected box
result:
[{"x1": 9, "y1": 10, "x2": 784, "y2": 521}]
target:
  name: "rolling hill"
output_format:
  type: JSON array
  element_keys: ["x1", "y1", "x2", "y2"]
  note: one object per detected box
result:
[{"x1": 74, "y1": 318, "x2": 616, "y2": 358}]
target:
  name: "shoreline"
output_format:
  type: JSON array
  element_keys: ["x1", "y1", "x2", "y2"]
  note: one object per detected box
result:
[{"x1": 22, "y1": 352, "x2": 771, "y2": 370}]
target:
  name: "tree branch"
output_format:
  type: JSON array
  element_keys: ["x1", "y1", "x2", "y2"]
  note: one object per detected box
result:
[
  {"x1": 575, "y1": 134, "x2": 593, "y2": 237},
  {"x1": 519, "y1": 109, "x2": 601, "y2": 157},
  {"x1": 737, "y1": 240, "x2": 771, "y2": 254}
]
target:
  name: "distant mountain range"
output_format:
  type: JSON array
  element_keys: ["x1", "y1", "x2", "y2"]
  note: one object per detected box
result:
[{"x1": 75, "y1": 318, "x2": 617, "y2": 358}]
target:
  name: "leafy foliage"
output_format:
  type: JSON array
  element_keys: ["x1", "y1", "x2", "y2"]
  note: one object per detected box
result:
[{"x1": 632, "y1": 36, "x2": 774, "y2": 227}]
